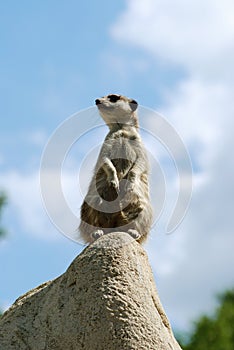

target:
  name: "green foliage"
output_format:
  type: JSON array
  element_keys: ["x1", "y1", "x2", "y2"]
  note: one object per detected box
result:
[
  {"x1": 0, "y1": 192, "x2": 7, "y2": 238},
  {"x1": 179, "y1": 289, "x2": 234, "y2": 350}
]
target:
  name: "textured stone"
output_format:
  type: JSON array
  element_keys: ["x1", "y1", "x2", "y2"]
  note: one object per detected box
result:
[{"x1": 0, "y1": 232, "x2": 182, "y2": 350}]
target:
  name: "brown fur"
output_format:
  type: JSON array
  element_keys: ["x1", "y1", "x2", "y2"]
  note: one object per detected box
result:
[{"x1": 79, "y1": 94, "x2": 153, "y2": 243}]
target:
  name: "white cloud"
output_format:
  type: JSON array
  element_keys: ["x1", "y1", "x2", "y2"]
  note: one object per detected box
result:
[
  {"x1": 111, "y1": 0, "x2": 234, "y2": 331},
  {"x1": 162, "y1": 78, "x2": 234, "y2": 167},
  {"x1": 0, "y1": 170, "x2": 80, "y2": 242},
  {"x1": 0, "y1": 158, "x2": 97, "y2": 244},
  {"x1": 111, "y1": 0, "x2": 234, "y2": 81}
]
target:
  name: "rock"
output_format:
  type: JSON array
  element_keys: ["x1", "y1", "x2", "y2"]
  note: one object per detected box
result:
[{"x1": 0, "y1": 232, "x2": 182, "y2": 350}]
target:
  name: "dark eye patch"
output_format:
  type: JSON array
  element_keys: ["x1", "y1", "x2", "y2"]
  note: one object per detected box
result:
[{"x1": 108, "y1": 94, "x2": 120, "y2": 103}]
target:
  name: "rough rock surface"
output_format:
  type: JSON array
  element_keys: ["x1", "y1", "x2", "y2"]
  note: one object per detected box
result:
[{"x1": 0, "y1": 232, "x2": 182, "y2": 350}]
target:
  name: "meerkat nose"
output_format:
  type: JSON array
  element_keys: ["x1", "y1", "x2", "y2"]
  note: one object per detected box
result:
[{"x1": 95, "y1": 99, "x2": 101, "y2": 105}]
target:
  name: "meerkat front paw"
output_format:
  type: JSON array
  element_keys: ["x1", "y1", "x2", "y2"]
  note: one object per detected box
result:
[
  {"x1": 91, "y1": 229, "x2": 104, "y2": 241},
  {"x1": 108, "y1": 174, "x2": 119, "y2": 192},
  {"x1": 127, "y1": 229, "x2": 141, "y2": 240}
]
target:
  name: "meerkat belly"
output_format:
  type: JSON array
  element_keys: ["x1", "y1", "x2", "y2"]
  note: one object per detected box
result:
[{"x1": 93, "y1": 137, "x2": 138, "y2": 203}]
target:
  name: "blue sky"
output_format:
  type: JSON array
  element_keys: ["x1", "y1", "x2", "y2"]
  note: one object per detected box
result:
[{"x1": 1, "y1": 0, "x2": 234, "y2": 333}]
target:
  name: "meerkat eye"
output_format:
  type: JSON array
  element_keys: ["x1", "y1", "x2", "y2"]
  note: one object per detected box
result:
[{"x1": 108, "y1": 94, "x2": 120, "y2": 103}]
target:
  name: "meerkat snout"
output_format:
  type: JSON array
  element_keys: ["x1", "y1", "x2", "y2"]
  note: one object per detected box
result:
[{"x1": 95, "y1": 98, "x2": 101, "y2": 105}]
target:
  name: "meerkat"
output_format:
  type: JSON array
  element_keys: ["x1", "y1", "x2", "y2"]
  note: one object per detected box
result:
[{"x1": 79, "y1": 94, "x2": 153, "y2": 243}]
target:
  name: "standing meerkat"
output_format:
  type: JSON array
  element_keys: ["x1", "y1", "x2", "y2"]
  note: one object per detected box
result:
[{"x1": 79, "y1": 94, "x2": 153, "y2": 243}]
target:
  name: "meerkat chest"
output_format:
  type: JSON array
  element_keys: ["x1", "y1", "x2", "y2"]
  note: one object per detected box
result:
[
  {"x1": 108, "y1": 131, "x2": 138, "y2": 160},
  {"x1": 105, "y1": 130, "x2": 139, "y2": 177}
]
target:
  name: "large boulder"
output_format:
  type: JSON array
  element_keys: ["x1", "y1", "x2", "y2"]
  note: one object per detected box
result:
[{"x1": 0, "y1": 232, "x2": 182, "y2": 350}]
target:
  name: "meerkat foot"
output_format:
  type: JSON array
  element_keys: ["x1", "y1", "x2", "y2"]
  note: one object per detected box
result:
[
  {"x1": 91, "y1": 229, "x2": 104, "y2": 241},
  {"x1": 127, "y1": 229, "x2": 141, "y2": 240}
]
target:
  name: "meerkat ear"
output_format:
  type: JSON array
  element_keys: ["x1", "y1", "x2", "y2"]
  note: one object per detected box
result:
[{"x1": 130, "y1": 99, "x2": 138, "y2": 112}]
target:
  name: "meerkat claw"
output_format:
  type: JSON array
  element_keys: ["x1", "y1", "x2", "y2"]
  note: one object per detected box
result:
[
  {"x1": 91, "y1": 230, "x2": 104, "y2": 240},
  {"x1": 127, "y1": 229, "x2": 141, "y2": 240}
]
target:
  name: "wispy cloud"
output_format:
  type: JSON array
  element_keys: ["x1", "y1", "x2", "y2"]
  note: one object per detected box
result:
[
  {"x1": 111, "y1": 0, "x2": 234, "y2": 80},
  {"x1": 0, "y1": 171, "x2": 59, "y2": 241}
]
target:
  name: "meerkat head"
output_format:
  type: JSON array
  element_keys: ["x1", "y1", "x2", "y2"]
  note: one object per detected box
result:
[{"x1": 95, "y1": 94, "x2": 139, "y2": 128}]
